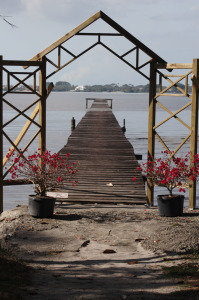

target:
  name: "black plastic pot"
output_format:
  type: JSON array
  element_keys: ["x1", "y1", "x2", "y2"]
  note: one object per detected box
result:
[
  {"x1": 28, "y1": 195, "x2": 56, "y2": 218},
  {"x1": 157, "y1": 194, "x2": 184, "y2": 217}
]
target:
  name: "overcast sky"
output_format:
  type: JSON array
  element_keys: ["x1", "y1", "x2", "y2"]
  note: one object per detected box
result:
[{"x1": 1, "y1": 0, "x2": 199, "y2": 85}]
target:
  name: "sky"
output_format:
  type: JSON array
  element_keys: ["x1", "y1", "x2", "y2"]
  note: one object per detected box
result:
[{"x1": 1, "y1": 0, "x2": 199, "y2": 86}]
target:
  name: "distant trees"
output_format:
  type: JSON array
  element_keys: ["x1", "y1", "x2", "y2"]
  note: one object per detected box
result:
[
  {"x1": 50, "y1": 82, "x2": 191, "y2": 93},
  {"x1": 53, "y1": 81, "x2": 75, "y2": 91}
]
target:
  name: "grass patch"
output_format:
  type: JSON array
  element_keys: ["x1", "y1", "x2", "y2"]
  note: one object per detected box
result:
[{"x1": 0, "y1": 247, "x2": 30, "y2": 299}]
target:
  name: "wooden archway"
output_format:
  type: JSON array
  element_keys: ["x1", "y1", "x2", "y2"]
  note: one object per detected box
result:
[{"x1": 1, "y1": 11, "x2": 198, "y2": 212}]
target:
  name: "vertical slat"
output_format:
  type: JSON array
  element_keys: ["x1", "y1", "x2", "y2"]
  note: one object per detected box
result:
[
  {"x1": 136, "y1": 47, "x2": 139, "y2": 69},
  {"x1": 39, "y1": 56, "x2": 47, "y2": 154},
  {"x1": 58, "y1": 46, "x2": 61, "y2": 68},
  {"x1": 7, "y1": 71, "x2": 10, "y2": 92},
  {"x1": 159, "y1": 74, "x2": 162, "y2": 93},
  {"x1": 0, "y1": 56, "x2": 3, "y2": 212},
  {"x1": 147, "y1": 60, "x2": 157, "y2": 206},
  {"x1": 33, "y1": 72, "x2": 36, "y2": 91},
  {"x1": 189, "y1": 58, "x2": 199, "y2": 209},
  {"x1": 185, "y1": 75, "x2": 188, "y2": 96}
]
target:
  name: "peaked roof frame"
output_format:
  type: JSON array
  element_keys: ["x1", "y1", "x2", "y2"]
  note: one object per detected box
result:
[{"x1": 25, "y1": 11, "x2": 167, "y2": 80}]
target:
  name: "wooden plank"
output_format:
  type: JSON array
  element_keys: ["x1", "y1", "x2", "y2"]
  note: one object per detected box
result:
[
  {"x1": 189, "y1": 59, "x2": 199, "y2": 209},
  {"x1": 39, "y1": 56, "x2": 47, "y2": 154},
  {"x1": 3, "y1": 60, "x2": 42, "y2": 67},
  {"x1": 58, "y1": 99, "x2": 146, "y2": 204},
  {"x1": 156, "y1": 63, "x2": 193, "y2": 69},
  {"x1": 147, "y1": 61, "x2": 156, "y2": 206},
  {"x1": 0, "y1": 56, "x2": 3, "y2": 213}
]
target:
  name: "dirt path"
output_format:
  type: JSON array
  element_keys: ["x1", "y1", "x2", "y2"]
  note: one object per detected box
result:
[{"x1": 0, "y1": 204, "x2": 199, "y2": 299}]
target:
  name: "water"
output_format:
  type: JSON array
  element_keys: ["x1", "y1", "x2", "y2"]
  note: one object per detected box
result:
[{"x1": 3, "y1": 92, "x2": 197, "y2": 210}]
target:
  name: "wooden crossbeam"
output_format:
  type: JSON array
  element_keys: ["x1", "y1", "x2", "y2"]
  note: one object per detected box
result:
[
  {"x1": 3, "y1": 82, "x2": 54, "y2": 167},
  {"x1": 3, "y1": 98, "x2": 40, "y2": 128},
  {"x1": 26, "y1": 10, "x2": 166, "y2": 69},
  {"x1": 157, "y1": 70, "x2": 191, "y2": 97},
  {"x1": 155, "y1": 70, "x2": 192, "y2": 99},
  {"x1": 155, "y1": 100, "x2": 191, "y2": 130},
  {"x1": 60, "y1": 46, "x2": 76, "y2": 58},
  {"x1": 169, "y1": 133, "x2": 191, "y2": 159},
  {"x1": 46, "y1": 42, "x2": 98, "y2": 79},
  {"x1": 154, "y1": 101, "x2": 192, "y2": 130},
  {"x1": 100, "y1": 41, "x2": 149, "y2": 80},
  {"x1": 3, "y1": 60, "x2": 42, "y2": 67},
  {"x1": 121, "y1": 47, "x2": 137, "y2": 58},
  {"x1": 76, "y1": 32, "x2": 122, "y2": 36},
  {"x1": 100, "y1": 11, "x2": 166, "y2": 63},
  {"x1": 2, "y1": 98, "x2": 41, "y2": 128},
  {"x1": 25, "y1": 11, "x2": 102, "y2": 66},
  {"x1": 2, "y1": 67, "x2": 41, "y2": 97},
  {"x1": 155, "y1": 132, "x2": 170, "y2": 153}
]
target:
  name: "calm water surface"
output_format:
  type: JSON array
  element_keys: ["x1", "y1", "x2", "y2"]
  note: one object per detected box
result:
[{"x1": 3, "y1": 92, "x2": 197, "y2": 210}]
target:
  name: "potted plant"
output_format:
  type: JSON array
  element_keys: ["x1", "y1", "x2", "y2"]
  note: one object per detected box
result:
[
  {"x1": 6, "y1": 148, "x2": 78, "y2": 218},
  {"x1": 135, "y1": 151, "x2": 198, "y2": 217}
]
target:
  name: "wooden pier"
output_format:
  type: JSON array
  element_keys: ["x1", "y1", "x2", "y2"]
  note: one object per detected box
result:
[{"x1": 58, "y1": 99, "x2": 147, "y2": 204}]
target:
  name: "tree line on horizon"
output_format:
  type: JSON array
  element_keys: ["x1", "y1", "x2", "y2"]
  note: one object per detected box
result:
[
  {"x1": 3, "y1": 81, "x2": 192, "y2": 94},
  {"x1": 49, "y1": 81, "x2": 192, "y2": 94}
]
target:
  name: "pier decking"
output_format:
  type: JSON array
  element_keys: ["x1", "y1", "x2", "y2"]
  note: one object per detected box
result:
[{"x1": 59, "y1": 99, "x2": 147, "y2": 204}]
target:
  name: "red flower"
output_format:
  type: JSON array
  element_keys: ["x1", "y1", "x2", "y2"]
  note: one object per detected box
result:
[{"x1": 132, "y1": 177, "x2": 136, "y2": 182}]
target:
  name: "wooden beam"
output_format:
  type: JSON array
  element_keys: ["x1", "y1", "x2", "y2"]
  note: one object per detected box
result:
[
  {"x1": 189, "y1": 59, "x2": 199, "y2": 209},
  {"x1": 25, "y1": 11, "x2": 102, "y2": 67},
  {"x1": 191, "y1": 74, "x2": 199, "y2": 90},
  {"x1": 100, "y1": 42, "x2": 149, "y2": 80},
  {"x1": 156, "y1": 63, "x2": 192, "y2": 69},
  {"x1": 147, "y1": 61, "x2": 157, "y2": 206},
  {"x1": 0, "y1": 56, "x2": 3, "y2": 213},
  {"x1": 3, "y1": 60, "x2": 42, "y2": 67},
  {"x1": 100, "y1": 11, "x2": 166, "y2": 63},
  {"x1": 39, "y1": 56, "x2": 47, "y2": 154},
  {"x1": 76, "y1": 32, "x2": 122, "y2": 36}
]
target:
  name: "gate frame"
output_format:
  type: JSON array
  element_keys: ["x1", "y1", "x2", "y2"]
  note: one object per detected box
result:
[{"x1": 1, "y1": 11, "x2": 199, "y2": 212}]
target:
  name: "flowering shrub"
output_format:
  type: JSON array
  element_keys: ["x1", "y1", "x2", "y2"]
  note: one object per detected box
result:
[
  {"x1": 6, "y1": 148, "x2": 78, "y2": 196},
  {"x1": 136, "y1": 151, "x2": 198, "y2": 196}
]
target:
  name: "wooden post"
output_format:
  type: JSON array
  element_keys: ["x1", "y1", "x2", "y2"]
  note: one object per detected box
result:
[
  {"x1": 0, "y1": 56, "x2": 3, "y2": 213},
  {"x1": 147, "y1": 60, "x2": 157, "y2": 206},
  {"x1": 189, "y1": 58, "x2": 199, "y2": 209},
  {"x1": 71, "y1": 117, "x2": 76, "y2": 132},
  {"x1": 39, "y1": 56, "x2": 47, "y2": 154}
]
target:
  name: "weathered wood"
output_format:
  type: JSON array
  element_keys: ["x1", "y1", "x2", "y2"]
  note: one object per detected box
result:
[
  {"x1": 147, "y1": 61, "x2": 156, "y2": 206},
  {"x1": 3, "y1": 83, "x2": 54, "y2": 167},
  {"x1": 156, "y1": 63, "x2": 193, "y2": 69},
  {"x1": 58, "y1": 99, "x2": 146, "y2": 204},
  {"x1": 155, "y1": 70, "x2": 192, "y2": 99},
  {"x1": 39, "y1": 56, "x2": 47, "y2": 154},
  {"x1": 189, "y1": 59, "x2": 199, "y2": 209},
  {"x1": 0, "y1": 56, "x2": 3, "y2": 213},
  {"x1": 154, "y1": 101, "x2": 192, "y2": 130},
  {"x1": 156, "y1": 100, "x2": 191, "y2": 131}
]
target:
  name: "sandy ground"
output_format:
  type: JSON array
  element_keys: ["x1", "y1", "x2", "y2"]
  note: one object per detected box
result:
[{"x1": 0, "y1": 203, "x2": 199, "y2": 299}]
